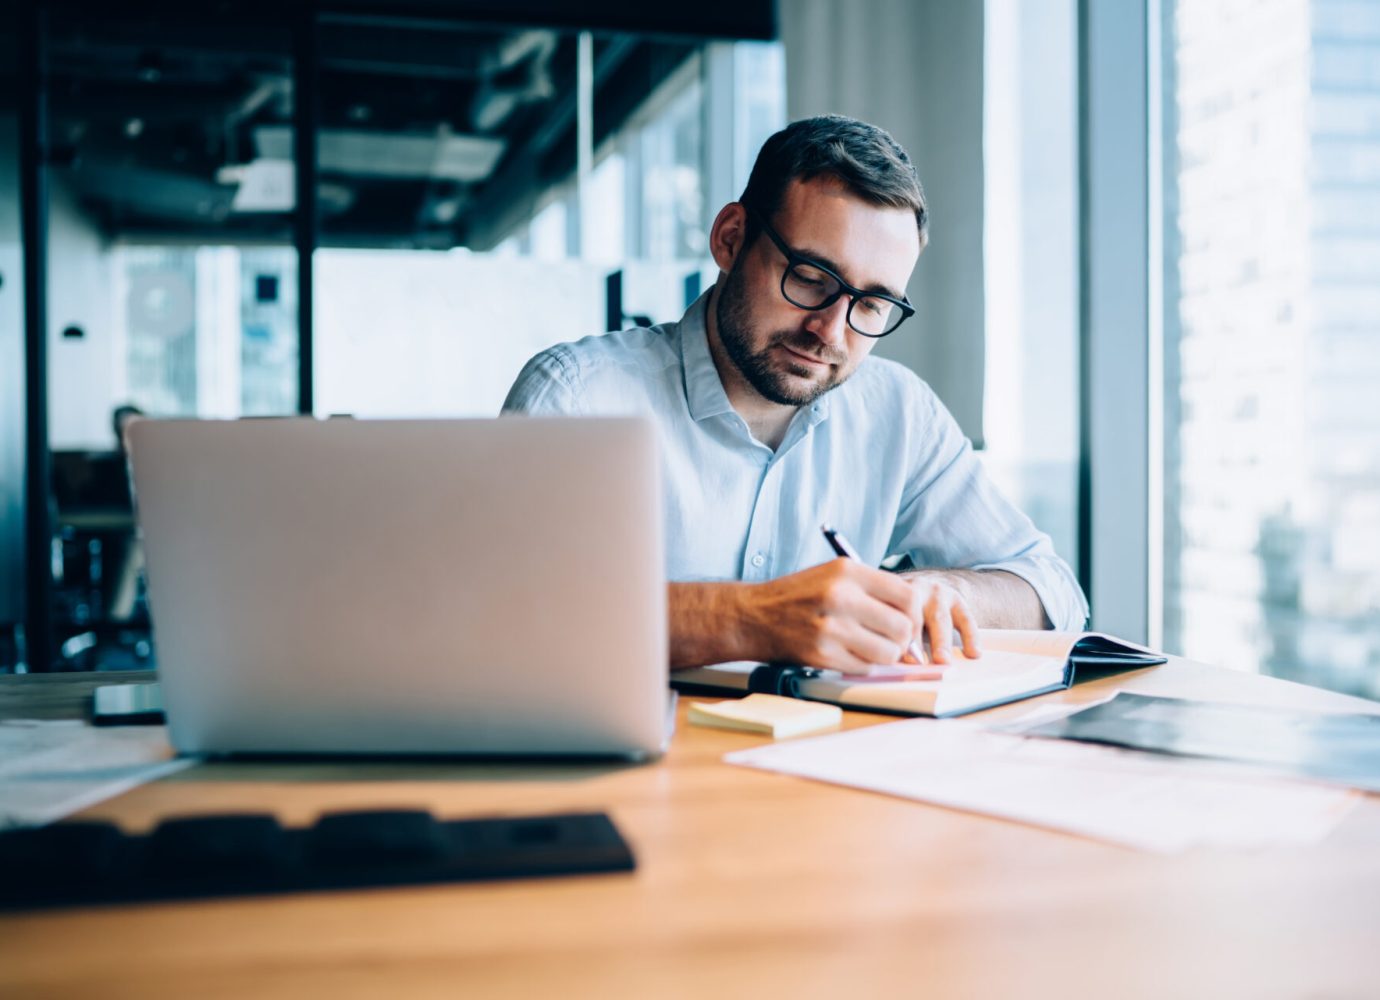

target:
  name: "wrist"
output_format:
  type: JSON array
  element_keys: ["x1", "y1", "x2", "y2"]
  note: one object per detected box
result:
[
  {"x1": 669, "y1": 581, "x2": 761, "y2": 668},
  {"x1": 906, "y1": 568, "x2": 965, "y2": 597},
  {"x1": 907, "y1": 569, "x2": 980, "y2": 629},
  {"x1": 719, "y1": 581, "x2": 766, "y2": 662}
]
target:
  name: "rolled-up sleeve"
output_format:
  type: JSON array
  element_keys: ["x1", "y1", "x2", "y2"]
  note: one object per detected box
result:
[{"x1": 888, "y1": 386, "x2": 1089, "y2": 631}]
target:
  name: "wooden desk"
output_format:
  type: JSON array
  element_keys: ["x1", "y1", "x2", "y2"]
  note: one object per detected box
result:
[{"x1": 2, "y1": 663, "x2": 1378, "y2": 999}]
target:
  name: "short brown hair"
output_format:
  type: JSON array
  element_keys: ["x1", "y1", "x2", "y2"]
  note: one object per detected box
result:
[{"x1": 739, "y1": 114, "x2": 928, "y2": 251}]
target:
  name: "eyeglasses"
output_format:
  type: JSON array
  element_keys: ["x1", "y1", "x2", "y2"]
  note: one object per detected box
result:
[{"x1": 747, "y1": 207, "x2": 915, "y2": 338}]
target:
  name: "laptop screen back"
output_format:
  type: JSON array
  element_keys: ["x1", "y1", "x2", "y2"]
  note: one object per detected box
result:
[{"x1": 128, "y1": 417, "x2": 667, "y2": 758}]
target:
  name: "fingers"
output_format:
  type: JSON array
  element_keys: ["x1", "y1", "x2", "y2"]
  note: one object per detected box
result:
[
  {"x1": 820, "y1": 647, "x2": 898, "y2": 675},
  {"x1": 853, "y1": 564, "x2": 925, "y2": 616},
  {"x1": 922, "y1": 589, "x2": 953, "y2": 663},
  {"x1": 951, "y1": 598, "x2": 981, "y2": 659},
  {"x1": 777, "y1": 561, "x2": 911, "y2": 670},
  {"x1": 842, "y1": 589, "x2": 917, "y2": 658},
  {"x1": 845, "y1": 564, "x2": 951, "y2": 663},
  {"x1": 830, "y1": 620, "x2": 909, "y2": 672},
  {"x1": 911, "y1": 578, "x2": 980, "y2": 665}
]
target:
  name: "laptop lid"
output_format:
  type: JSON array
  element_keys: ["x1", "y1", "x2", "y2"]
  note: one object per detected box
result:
[{"x1": 127, "y1": 417, "x2": 667, "y2": 758}]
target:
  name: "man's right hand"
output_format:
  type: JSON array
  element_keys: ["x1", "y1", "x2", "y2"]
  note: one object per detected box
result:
[
  {"x1": 668, "y1": 559, "x2": 978, "y2": 673},
  {"x1": 744, "y1": 558, "x2": 940, "y2": 672}
]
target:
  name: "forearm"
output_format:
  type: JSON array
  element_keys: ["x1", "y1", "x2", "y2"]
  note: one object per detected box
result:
[
  {"x1": 667, "y1": 581, "x2": 757, "y2": 669},
  {"x1": 903, "y1": 569, "x2": 1051, "y2": 630}
]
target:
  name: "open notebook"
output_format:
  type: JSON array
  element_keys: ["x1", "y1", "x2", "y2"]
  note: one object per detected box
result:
[{"x1": 670, "y1": 630, "x2": 1167, "y2": 718}]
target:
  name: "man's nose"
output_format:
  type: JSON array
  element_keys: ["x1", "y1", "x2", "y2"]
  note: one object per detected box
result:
[{"x1": 803, "y1": 296, "x2": 851, "y2": 347}]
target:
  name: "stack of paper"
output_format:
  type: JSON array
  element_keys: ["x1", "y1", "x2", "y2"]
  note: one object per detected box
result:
[
  {"x1": 725, "y1": 718, "x2": 1358, "y2": 853},
  {"x1": 0, "y1": 719, "x2": 196, "y2": 830}
]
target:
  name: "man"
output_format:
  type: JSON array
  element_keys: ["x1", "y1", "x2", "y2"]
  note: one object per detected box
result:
[{"x1": 504, "y1": 115, "x2": 1087, "y2": 671}]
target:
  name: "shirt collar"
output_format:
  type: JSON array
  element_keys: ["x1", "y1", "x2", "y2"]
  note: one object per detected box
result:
[
  {"x1": 679, "y1": 290, "x2": 738, "y2": 422},
  {"x1": 678, "y1": 288, "x2": 834, "y2": 428}
]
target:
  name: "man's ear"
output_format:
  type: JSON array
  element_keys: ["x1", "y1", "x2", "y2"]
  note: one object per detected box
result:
[{"x1": 709, "y1": 202, "x2": 749, "y2": 273}]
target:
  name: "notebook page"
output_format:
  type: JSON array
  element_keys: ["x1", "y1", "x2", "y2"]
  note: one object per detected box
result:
[{"x1": 798, "y1": 649, "x2": 1066, "y2": 716}]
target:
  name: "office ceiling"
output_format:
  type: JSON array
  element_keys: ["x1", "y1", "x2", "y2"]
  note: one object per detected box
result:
[{"x1": 19, "y1": 1, "x2": 773, "y2": 249}]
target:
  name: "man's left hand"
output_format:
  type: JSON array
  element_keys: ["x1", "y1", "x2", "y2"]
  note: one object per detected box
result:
[{"x1": 904, "y1": 571, "x2": 981, "y2": 665}]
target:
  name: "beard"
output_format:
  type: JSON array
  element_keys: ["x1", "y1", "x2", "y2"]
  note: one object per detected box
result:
[{"x1": 714, "y1": 261, "x2": 852, "y2": 407}]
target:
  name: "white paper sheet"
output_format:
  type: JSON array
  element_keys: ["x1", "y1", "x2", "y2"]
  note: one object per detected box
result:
[
  {"x1": 725, "y1": 719, "x2": 1359, "y2": 853},
  {"x1": 0, "y1": 719, "x2": 197, "y2": 830}
]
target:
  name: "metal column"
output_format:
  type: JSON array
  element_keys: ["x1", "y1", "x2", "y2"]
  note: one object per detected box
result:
[
  {"x1": 19, "y1": 0, "x2": 52, "y2": 672},
  {"x1": 293, "y1": 2, "x2": 318, "y2": 415}
]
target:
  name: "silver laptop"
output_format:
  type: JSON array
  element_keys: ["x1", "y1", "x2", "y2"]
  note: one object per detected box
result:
[{"x1": 127, "y1": 416, "x2": 669, "y2": 759}]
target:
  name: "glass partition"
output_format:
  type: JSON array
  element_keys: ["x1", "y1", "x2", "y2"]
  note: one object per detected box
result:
[
  {"x1": 13, "y1": 2, "x2": 782, "y2": 670},
  {"x1": 312, "y1": 28, "x2": 784, "y2": 420},
  {"x1": 0, "y1": 5, "x2": 23, "y2": 671},
  {"x1": 40, "y1": 1, "x2": 299, "y2": 670}
]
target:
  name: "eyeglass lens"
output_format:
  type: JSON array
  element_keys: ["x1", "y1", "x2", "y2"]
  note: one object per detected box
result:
[{"x1": 782, "y1": 262, "x2": 903, "y2": 336}]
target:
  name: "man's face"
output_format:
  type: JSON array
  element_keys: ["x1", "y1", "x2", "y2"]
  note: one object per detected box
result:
[{"x1": 715, "y1": 177, "x2": 921, "y2": 407}]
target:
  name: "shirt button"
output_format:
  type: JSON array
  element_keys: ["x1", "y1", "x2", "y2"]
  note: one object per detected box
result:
[{"x1": 751, "y1": 553, "x2": 766, "y2": 568}]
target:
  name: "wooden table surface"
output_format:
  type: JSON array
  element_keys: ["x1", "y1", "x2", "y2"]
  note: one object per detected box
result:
[{"x1": 2, "y1": 662, "x2": 1378, "y2": 999}]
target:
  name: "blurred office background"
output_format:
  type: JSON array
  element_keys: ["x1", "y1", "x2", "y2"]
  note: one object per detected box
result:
[{"x1": 0, "y1": 0, "x2": 1377, "y2": 701}]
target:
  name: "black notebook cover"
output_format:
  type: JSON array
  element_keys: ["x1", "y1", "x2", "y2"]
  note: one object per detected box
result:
[{"x1": 1023, "y1": 692, "x2": 1380, "y2": 792}]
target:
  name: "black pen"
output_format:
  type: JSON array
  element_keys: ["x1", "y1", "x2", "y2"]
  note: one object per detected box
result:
[{"x1": 820, "y1": 524, "x2": 929, "y2": 666}]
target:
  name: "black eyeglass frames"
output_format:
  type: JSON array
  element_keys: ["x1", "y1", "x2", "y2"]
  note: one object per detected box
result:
[{"x1": 747, "y1": 207, "x2": 915, "y2": 338}]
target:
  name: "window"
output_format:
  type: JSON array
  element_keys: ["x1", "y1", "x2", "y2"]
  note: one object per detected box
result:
[
  {"x1": 117, "y1": 246, "x2": 297, "y2": 421},
  {"x1": 1160, "y1": 0, "x2": 1380, "y2": 697},
  {"x1": 983, "y1": 0, "x2": 1081, "y2": 570}
]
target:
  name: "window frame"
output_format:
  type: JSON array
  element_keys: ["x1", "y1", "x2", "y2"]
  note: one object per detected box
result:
[{"x1": 1078, "y1": 0, "x2": 1162, "y2": 644}]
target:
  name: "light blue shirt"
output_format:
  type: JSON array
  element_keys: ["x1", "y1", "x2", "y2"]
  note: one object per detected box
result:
[{"x1": 502, "y1": 292, "x2": 1088, "y2": 631}]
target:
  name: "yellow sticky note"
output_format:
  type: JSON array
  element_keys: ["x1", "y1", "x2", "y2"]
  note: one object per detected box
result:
[{"x1": 688, "y1": 694, "x2": 842, "y2": 739}]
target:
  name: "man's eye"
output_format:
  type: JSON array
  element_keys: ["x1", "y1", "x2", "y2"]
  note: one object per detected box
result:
[
  {"x1": 789, "y1": 267, "x2": 828, "y2": 287},
  {"x1": 859, "y1": 298, "x2": 885, "y2": 316}
]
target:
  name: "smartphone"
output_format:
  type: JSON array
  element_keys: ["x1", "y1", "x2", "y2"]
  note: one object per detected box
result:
[{"x1": 92, "y1": 682, "x2": 165, "y2": 725}]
